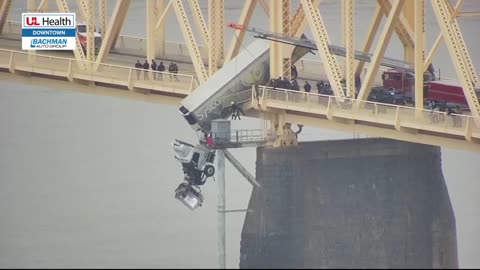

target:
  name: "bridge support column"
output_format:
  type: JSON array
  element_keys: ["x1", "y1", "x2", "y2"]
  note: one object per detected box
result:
[
  {"x1": 241, "y1": 139, "x2": 458, "y2": 268},
  {"x1": 266, "y1": 112, "x2": 297, "y2": 148}
]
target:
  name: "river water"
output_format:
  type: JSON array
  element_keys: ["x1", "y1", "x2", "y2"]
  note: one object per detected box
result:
[{"x1": 1, "y1": 0, "x2": 479, "y2": 268}]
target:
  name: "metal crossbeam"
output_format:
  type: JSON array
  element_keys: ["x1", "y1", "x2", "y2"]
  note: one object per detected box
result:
[
  {"x1": 99, "y1": 0, "x2": 106, "y2": 35},
  {"x1": 55, "y1": 0, "x2": 88, "y2": 70},
  {"x1": 86, "y1": 0, "x2": 95, "y2": 63},
  {"x1": 208, "y1": 0, "x2": 224, "y2": 76},
  {"x1": 0, "y1": 0, "x2": 12, "y2": 34},
  {"x1": 377, "y1": 0, "x2": 414, "y2": 61},
  {"x1": 344, "y1": 0, "x2": 354, "y2": 97},
  {"x1": 414, "y1": 0, "x2": 425, "y2": 111},
  {"x1": 431, "y1": 0, "x2": 480, "y2": 117},
  {"x1": 95, "y1": 0, "x2": 130, "y2": 67},
  {"x1": 357, "y1": 0, "x2": 404, "y2": 101},
  {"x1": 189, "y1": 0, "x2": 209, "y2": 47},
  {"x1": 300, "y1": 0, "x2": 345, "y2": 98},
  {"x1": 36, "y1": 0, "x2": 49, "y2": 12},
  {"x1": 443, "y1": 0, "x2": 479, "y2": 85},
  {"x1": 224, "y1": 0, "x2": 258, "y2": 62},
  {"x1": 173, "y1": 0, "x2": 208, "y2": 83},
  {"x1": 355, "y1": 4, "x2": 382, "y2": 75}
]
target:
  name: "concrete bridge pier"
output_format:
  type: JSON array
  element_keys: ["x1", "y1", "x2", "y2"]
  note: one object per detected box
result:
[{"x1": 240, "y1": 138, "x2": 458, "y2": 269}]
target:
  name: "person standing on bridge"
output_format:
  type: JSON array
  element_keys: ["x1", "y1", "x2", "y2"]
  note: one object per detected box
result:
[
  {"x1": 135, "y1": 60, "x2": 142, "y2": 80},
  {"x1": 151, "y1": 59, "x2": 157, "y2": 80},
  {"x1": 168, "y1": 62, "x2": 175, "y2": 81},
  {"x1": 173, "y1": 63, "x2": 179, "y2": 81},
  {"x1": 304, "y1": 81, "x2": 311, "y2": 93},
  {"x1": 142, "y1": 60, "x2": 149, "y2": 80},
  {"x1": 157, "y1": 61, "x2": 165, "y2": 81}
]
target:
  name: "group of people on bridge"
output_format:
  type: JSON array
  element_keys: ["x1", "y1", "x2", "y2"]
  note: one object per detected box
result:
[{"x1": 134, "y1": 59, "x2": 180, "y2": 81}]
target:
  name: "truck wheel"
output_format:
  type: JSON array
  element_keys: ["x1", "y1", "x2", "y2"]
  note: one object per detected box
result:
[{"x1": 204, "y1": 165, "x2": 215, "y2": 177}]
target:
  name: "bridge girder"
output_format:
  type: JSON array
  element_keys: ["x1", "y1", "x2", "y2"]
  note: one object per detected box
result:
[{"x1": 1, "y1": 0, "x2": 479, "y2": 140}]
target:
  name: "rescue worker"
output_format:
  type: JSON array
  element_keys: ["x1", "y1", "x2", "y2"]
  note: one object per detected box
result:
[
  {"x1": 157, "y1": 61, "x2": 165, "y2": 80},
  {"x1": 173, "y1": 63, "x2": 179, "y2": 81},
  {"x1": 304, "y1": 81, "x2": 312, "y2": 93},
  {"x1": 168, "y1": 62, "x2": 175, "y2": 81},
  {"x1": 134, "y1": 60, "x2": 142, "y2": 80},
  {"x1": 151, "y1": 59, "x2": 157, "y2": 80},
  {"x1": 142, "y1": 60, "x2": 149, "y2": 79}
]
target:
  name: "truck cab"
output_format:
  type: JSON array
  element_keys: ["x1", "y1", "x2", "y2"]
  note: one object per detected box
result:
[
  {"x1": 381, "y1": 69, "x2": 434, "y2": 103},
  {"x1": 76, "y1": 23, "x2": 102, "y2": 54}
]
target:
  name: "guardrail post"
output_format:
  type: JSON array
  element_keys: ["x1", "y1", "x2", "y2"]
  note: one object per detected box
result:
[
  {"x1": 326, "y1": 96, "x2": 333, "y2": 120},
  {"x1": 8, "y1": 51, "x2": 14, "y2": 74},
  {"x1": 127, "y1": 68, "x2": 134, "y2": 91},
  {"x1": 464, "y1": 117, "x2": 472, "y2": 142},
  {"x1": 394, "y1": 106, "x2": 401, "y2": 130},
  {"x1": 285, "y1": 90, "x2": 288, "y2": 103},
  {"x1": 189, "y1": 76, "x2": 195, "y2": 91},
  {"x1": 67, "y1": 59, "x2": 73, "y2": 81}
]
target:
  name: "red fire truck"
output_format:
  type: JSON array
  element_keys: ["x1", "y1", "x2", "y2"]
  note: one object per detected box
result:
[{"x1": 380, "y1": 69, "x2": 480, "y2": 107}]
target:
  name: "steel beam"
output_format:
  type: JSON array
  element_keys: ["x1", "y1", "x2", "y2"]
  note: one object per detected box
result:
[
  {"x1": 224, "y1": 149, "x2": 260, "y2": 188},
  {"x1": 189, "y1": 0, "x2": 209, "y2": 47},
  {"x1": 344, "y1": 0, "x2": 354, "y2": 98},
  {"x1": 147, "y1": 0, "x2": 156, "y2": 74},
  {"x1": 154, "y1": 0, "x2": 166, "y2": 57},
  {"x1": 56, "y1": 0, "x2": 88, "y2": 70},
  {"x1": 99, "y1": 0, "x2": 106, "y2": 35},
  {"x1": 208, "y1": 0, "x2": 224, "y2": 76},
  {"x1": 224, "y1": 0, "x2": 257, "y2": 62},
  {"x1": 403, "y1": 0, "x2": 415, "y2": 63},
  {"x1": 76, "y1": 0, "x2": 88, "y2": 21},
  {"x1": 173, "y1": 0, "x2": 208, "y2": 83},
  {"x1": 154, "y1": 0, "x2": 172, "y2": 31},
  {"x1": 357, "y1": 0, "x2": 405, "y2": 101},
  {"x1": 377, "y1": 0, "x2": 414, "y2": 62},
  {"x1": 354, "y1": 4, "x2": 382, "y2": 75},
  {"x1": 457, "y1": 11, "x2": 480, "y2": 17},
  {"x1": 0, "y1": 0, "x2": 12, "y2": 34},
  {"x1": 270, "y1": 0, "x2": 285, "y2": 79},
  {"x1": 36, "y1": 0, "x2": 49, "y2": 12},
  {"x1": 443, "y1": 0, "x2": 479, "y2": 85},
  {"x1": 86, "y1": 0, "x2": 95, "y2": 64},
  {"x1": 258, "y1": 0, "x2": 270, "y2": 17},
  {"x1": 301, "y1": 0, "x2": 345, "y2": 98},
  {"x1": 290, "y1": 0, "x2": 320, "y2": 37},
  {"x1": 215, "y1": 149, "x2": 226, "y2": 270},
  {"x1": 414, "y1": 0, "x2": 425, "y2": 111},
  {"x1": 431, "y1": 0, "x2": 480, "y2": 117},
  {"x1": 28, "y1": 0, "x2": 37, "y2": 63},
  {"x1": 95, "y1": 0, "x2": 130, "y2": 66},
  {"x1": 423, "y1": 0, "x2": 463, "y2": 72}
]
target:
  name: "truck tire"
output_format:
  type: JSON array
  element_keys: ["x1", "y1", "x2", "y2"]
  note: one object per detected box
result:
[{"x1": 204, "y1": 165, "x2": 215, "y2": 177}]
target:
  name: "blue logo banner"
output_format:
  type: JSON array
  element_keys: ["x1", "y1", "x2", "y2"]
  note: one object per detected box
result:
[{"x1": 22, "y1": 28, "x2": 76, "y2": 37}]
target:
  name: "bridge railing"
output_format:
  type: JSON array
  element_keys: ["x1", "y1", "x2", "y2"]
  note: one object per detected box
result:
[
  {"x1": 254, "y1": 85, "x2": 480, "y2": 140},
  {"x1": 0, "y1": 48, "x2": 197, "y2": 92}
]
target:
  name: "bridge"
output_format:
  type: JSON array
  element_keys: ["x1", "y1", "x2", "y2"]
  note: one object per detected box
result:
[
  {"x1": 1, "y1": 0, "x2": 478, "y2": 153},
  {"x1": 1, "y1": 0, "x2": 480, "y2": 268}
]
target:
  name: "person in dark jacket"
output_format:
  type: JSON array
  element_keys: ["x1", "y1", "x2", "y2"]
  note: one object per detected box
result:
[
  {"x1": 134, "y1": 60, "x2": 142, "y2": 80},
  {"x1": 142, "y1": 60, "x2": 149, "y2": 79},
  {"x1": 304, "y1": 81, "x2": 312, "y2": 93},
  {"x1": 151, "y1": 59, "x2": 157, "y2": 80},
  {"x1": 168, "y1": 62, "x2": 175, "y2": 81},
  {"x1": 157, "y1": 61, "x2": 165, "y2": 80}
]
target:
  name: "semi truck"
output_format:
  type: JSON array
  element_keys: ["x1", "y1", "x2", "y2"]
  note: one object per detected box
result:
[
  {"x1": 76, "y1": 22, "x2": 102, "y2": 54},
  {"x1": 379, "y1": 69, "x2": 480, "y2": 108}
]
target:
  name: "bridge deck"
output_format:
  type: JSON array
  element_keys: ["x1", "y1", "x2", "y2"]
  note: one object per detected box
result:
[
  {"x1": 1, "y1": 22, "x2": 479, "y2": 151},
  {"x1": 253, "y1": 86, "x2": 480, "y2": 151}
]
